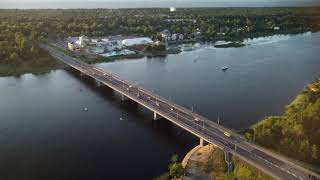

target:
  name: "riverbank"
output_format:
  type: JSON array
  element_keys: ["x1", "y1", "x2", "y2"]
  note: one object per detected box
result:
[
  {"x1": 244, "y1": 80, "x2": 320, "y2": 172},
  {"x1": 0, "y1": 55, "x2": 65, "y2": 77},
  {"x1": 182, "y1": 144, "x2": 272, "y2": 180},
  {"x1": 180, "y1": 80, "x2": 320, "y2": 179}
]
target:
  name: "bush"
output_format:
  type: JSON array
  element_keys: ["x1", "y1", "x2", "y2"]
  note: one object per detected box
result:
[{"x1": 9, "y1": 52, "x2": 19, "y2": 60}]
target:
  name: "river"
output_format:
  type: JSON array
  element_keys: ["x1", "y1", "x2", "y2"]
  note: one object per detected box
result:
[{"x1": 0, "y1": 32, "x2": 319, "y2": 180}]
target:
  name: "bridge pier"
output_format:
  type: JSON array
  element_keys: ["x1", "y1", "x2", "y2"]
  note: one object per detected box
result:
[
  {"x1": 224, "y1": 151, "x2": 233, "y2": 173},
  {"x1": 80, "y1": 72, "x2": 85, "y2": 77},
  {"x1": 95, "y1": 80, "x2": 101, "y2": 87},
  {"x1": 121, "y1": 94, "x2": 128, "y2": 101},
  {"x1": 200, "y1": 138, "x2": 204, "y2": 147},
  {"x1": 153, "y1": 112, "x2": 162, "y2": 120}
]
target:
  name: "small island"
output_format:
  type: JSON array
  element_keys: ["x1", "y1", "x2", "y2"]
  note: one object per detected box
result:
[{"x1": 214, "y1": 42, "x2": 246, "y2": 48}]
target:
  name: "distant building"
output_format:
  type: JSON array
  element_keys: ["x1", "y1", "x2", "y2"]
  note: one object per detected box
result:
[
  {"x1": 274, "y1": 26, "x2": 280, "y2": 30},
  {"x1": 77, "y1": 36, "x2": 89, "y2": 46},
  {"x1": 154, "y1": 40, "x2": 162, "y2": 45},
  {"x1": 170, "y1": 7, "x2": 176, "y2": 12},
  {"x1": 100, "y1": 49, "x2": 135, "y2": 57},
  {"x1": 121, "y1": 37, "x2": 153, "y2": 47},
  {"x1": 96, "y1": 40, "x2": 123, "y2": 51},
  {"x1": 171, "y1": 33, "x2": 184, "y2": 41},
  {"x1": 160, "y1": 30, "x2": 171, "y2": 42},
  {"x1": 178, "y1": 34, "x2": 184, "y2": 41},
  {"x1": 68, "y1": 42, "x2": 75, "y2": 51},
  {"x1": 216, "y1": 32, "x2": 226, "y2": 36},
  {"x1": 67, "y1": 36, "x2": 88, "y2": 51},
  {"x1": 171, "y1": 34, "x2": 178, "y2": 41}
]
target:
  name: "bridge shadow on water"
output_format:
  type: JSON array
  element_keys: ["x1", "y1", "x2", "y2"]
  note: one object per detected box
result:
[{"x1": 65, "y1": 68, "x2": 198, "y2": 149}]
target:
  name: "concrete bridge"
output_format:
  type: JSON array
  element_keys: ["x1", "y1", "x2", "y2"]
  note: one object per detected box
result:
[{"x1": 43, "y1": 44, "x2": 319, "y2": 180}]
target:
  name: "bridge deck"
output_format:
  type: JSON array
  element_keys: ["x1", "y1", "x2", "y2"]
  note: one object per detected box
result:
[{"x1": 43, "y1": 44, "x2": 319, "y2": 180}]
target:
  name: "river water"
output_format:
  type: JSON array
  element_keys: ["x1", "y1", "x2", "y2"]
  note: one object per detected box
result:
[{"x1": 0, "y1": 32, "x2": 319, "y2": 180}]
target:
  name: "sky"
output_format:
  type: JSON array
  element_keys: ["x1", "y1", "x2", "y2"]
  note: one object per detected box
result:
[{"x1": 1, "y1": 0, "x2": 319, "y2": 9}]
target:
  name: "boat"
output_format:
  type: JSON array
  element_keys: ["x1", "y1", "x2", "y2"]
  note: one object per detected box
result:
[{"x1": 221, "y1": 66, "x2": 229, "y2": 71}]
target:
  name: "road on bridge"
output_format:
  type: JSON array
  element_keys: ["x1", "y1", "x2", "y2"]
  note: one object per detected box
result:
[{"x1": 43, "y1": 44, "x2": 319, "y2": 180}]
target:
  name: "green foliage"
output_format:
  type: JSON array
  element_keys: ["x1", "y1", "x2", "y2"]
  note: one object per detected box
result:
[
  {"x1": 9, "y1": 52, "x2": 19, "y2": 60},
  {"x1": 0, "y1": 7, "x2": 319, "y2": 64},
  {"x1": 144, "y1": 44, "x2": 166, "y2": 53},
  {"x1": 232, "y1": 157, "x2": 273, "y2": 180},
  {"x1": 199, "y1": 148, "x2": 271, "y2": 179},
  {"x1": 201, "y1": 148, "x2": 226, "y2": 176},
  {"x1": 154, "y1": 154, "x2": 184, "y2": 180},
  {"x1": 168, "y1": 162, "x2": 184, "y2": 179},
  {"x1": 246, "y1": 80, "x2": 320, "y2": 166}
]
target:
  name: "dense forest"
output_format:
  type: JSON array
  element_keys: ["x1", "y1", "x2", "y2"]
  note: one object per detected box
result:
[
  {"x1": 245, "y1": 80, "x2": 320, "y2": 167},
  {"x1": 1, "y1": 7, "x2": 320, "y2": 65}
]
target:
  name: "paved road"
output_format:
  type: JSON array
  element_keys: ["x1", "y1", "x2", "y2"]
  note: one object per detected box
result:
[{"x1": 43, "y1": 44, "x2": 319, "y2": 180}]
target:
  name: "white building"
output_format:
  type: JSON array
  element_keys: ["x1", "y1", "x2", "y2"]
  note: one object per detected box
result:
[
  {"x1": 160, "y1": 30, "x2": 171, "y2": 42},
  {"x1": 179, "y1": 34, "x2": 184, "y2": 41},
  {"x1": 274, "y1": 26, "x2": 280, "y2": 30},
  {"x1": 170, "y1": 7, "x2": 176, "y2": 12},
  {"x1": 76, "y1": 35, "x2": 89, "y2": 47},
  {"x1": 121, "y1": 37, "x2": 153, "y2": 47},
  {"x1": 67, "y1": 36, "x2": 89, "y2": 51},
  {"x1": 96, "y1": 40, "x2": 123, "y2": 51},
  {"x1": 171, "y1": 34, "x2": 178, "y2": 41}
]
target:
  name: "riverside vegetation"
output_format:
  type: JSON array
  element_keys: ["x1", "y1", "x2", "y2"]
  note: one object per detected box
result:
[
  {"x1": 245, "y1": 80, "x2": 320, "y2": 168},
  {"x1": 156, "y1": 80, "x2": 320, "y2": 179},
  {"x1": 1, "y1": 7, "x2": 320, "y2": 76}
]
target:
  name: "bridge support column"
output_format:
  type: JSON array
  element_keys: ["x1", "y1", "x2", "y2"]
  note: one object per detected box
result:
[
  {"x1": 153, "y1": 112, "x2": 162, "y2": 120},
  {"x1": 95, "y1": 80, "x2": 101, "y2": 87},
  {"x1": 224, "y1": 151, "x2": 233, "y2": 173},
  {"x1": 80, "y1": 72, "x2": 85, "y2": 77},
  {"x1": 200, "y1": 138, "x2": 204, "y2": 147},
  {"x1": 121, "y1": 94, "x2": 127, "y2": 101},
  {"x1": 154, "y1": 112, "x2": 157, "y2": 121}
]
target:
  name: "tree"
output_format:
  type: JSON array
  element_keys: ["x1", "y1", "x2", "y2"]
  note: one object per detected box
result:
[
  {"x1": 9, "y1": 52, "x2": 19, "y2": 60},
  {"x1": 311, "y1": 144, "x2": 318, "y2": 160},
  {"x1": 168, "y1": 163, "x2": 184, "y2": 179}
]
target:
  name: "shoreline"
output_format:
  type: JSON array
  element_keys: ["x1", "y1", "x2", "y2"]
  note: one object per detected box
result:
[
  {"x1": 0, "y1": 31, "x2": 317, "y2": 78},
  {"x1": 181, "y1": 144, "x2": 217, "y2": 180}
]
